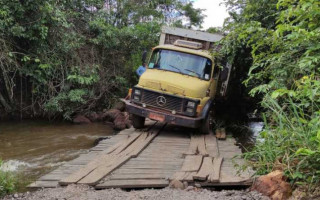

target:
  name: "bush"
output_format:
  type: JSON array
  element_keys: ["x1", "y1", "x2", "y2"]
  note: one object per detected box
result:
[
  {"x1": 0, "y1": 159, "x2": 17, "y2": 197},
  {"x1": 244, "y1": 76, "x2": 320, "y2": 191}
]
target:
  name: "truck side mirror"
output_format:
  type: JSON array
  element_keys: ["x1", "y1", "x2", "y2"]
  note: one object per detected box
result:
[{"x1": 220, "y1": 67, "x2": 229, "y2": 82}]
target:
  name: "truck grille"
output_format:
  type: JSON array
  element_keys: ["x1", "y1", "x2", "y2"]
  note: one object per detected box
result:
[{"x1": 141, "y1": 90, "x2": 183, "y2": 113}]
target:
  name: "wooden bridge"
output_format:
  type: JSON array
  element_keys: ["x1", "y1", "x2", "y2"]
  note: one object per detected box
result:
[{"x1": 29, "y1": 120, "x2": 253, "y2": 189}]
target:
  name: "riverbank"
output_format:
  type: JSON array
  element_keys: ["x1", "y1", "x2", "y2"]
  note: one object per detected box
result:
[
  {"x1": 2, "y1": 184, "x2": 269, "y2": 200},
  {"x1": 0, "y1": 121, "x2": 114, "y2": 194}
]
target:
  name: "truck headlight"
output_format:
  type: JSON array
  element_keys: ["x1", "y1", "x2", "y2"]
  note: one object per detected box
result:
[
  {"x1": 134, "y1": 89, "x2": 141, "y2": 95},
  {"x1": 186, "y1": 108, "x2": 194, "y2": 113},
  {"x1": 133, "y1": 95, "x2": 140, "y2": 101},
  {"x1": 187, "y1": 101, "x2": 196, "y2": 108}
]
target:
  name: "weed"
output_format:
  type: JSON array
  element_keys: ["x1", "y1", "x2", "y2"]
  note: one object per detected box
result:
[{"x1": 0, "y1": 159, "x2": 17, "y2": 197}]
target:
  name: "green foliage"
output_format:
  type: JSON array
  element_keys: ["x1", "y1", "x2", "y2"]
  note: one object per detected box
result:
[
  {"x1": 244, "y1": 76, "x2": 320, "y2": 188},
  {"x1": 0, "y1": 0, "x2": 204, "y2": 119},
  {"x1": 0, "y1": 159, "x2": 17, "y2": 197},
  {"x1": 221, "y1": 0, "x2": 320, "y2": 190}
]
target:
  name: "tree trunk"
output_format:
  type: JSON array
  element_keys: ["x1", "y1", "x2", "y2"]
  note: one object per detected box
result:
[{"x1": 0, "y1": 92, "x2": 12, "y2": 112}]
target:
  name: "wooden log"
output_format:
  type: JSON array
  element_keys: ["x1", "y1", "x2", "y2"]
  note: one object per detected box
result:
[
  {"x1": 208, "y1": 157, "x2": 223, "y2": 182},
  {"x1": 193, "y1": 157, "x2": 213, "y2": 181},
  {"x1": 181, "y1": 155, "x2": 203, "y2": 172}
]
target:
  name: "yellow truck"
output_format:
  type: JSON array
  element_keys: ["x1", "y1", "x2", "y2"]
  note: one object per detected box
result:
[{"x1": 123, "y1": 26, "x2": 231, "y2": 133}]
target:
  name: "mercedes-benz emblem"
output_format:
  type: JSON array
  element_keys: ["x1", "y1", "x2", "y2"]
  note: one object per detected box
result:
[{"x1": 156, "y1": 96, "x2": 167, "y2": 107}]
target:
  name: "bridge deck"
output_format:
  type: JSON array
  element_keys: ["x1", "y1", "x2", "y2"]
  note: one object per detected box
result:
[{"x1": 29, "y1": 121, "x2": 253, "y2": 189}]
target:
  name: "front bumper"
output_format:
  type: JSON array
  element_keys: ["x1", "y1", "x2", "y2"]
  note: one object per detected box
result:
[{"x1": 121, "y1": 99, "x2": 204, "y2": 128}]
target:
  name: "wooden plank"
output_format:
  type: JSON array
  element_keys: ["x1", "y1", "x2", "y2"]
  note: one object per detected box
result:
[
  {"x1": 110, "y1": 173, "x2": 170, "y2": 180},
  {"x1": 112, "y1": 133, "x2": 140, "y2": 154},
  {"x1": 184, "y1": 135, "x2": 197, "y2": 155},
  {"x1": 193, "y1": 157, "x2": 213, "y2": 181},
  {"x1": 120, "y1": 165, "x2": 181, "y2": 170},
  {"x1": 183, "y1": 172, "x2": 197, "y2": 182},
  {"x1": 116, "y1": 169, "x2": 176, "y2": 174},
  {"x1": 197, "y1": 135, "x2": 208, "y2": 156},
  {"x1": 96, "y1": 179, "x2": 168, "y2": 189},
  {"x1": 59, "y1": 133, "x2": 142, "y2": 185},
  {"x1": 28, "y1": 181, "x2": 58, "y2": 188},
  {"x1": 171, "y1": 171, "x2": 187, "y2": 181},
  {"x1": 78, "y1": 131, "x2": 159, "y2": 185},
  {"x1": 131, "y1": 132, "x2": 159, "y2": 157},
  {"x1": 39, "y1": 174, "x2": 68, "y2": 181},
  {"x1": 78, "y1": 155, "x2": 130, "y2": 185},
  {"x1": 205, "y1": 134, "x2": 219, "y2": 157},
  {"x1": 59, "y1": 154, "x2": 115, "y2": 185},
  {"x1": 125, "y1": 158, "x2": 181, "y2": 164},
  {"x1": 208, "y1": 157, "x2": 223, "y2": 182},
  {"x1": 181, "y1": 155, "x2": 203, "y2": 172}
]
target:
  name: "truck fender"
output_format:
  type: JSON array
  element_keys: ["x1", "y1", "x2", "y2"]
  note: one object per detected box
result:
[{"x1": 201, "y1": 99, "x2": 214, "y2": 119}]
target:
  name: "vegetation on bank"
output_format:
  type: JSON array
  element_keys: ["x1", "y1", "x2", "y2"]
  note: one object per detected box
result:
[
  {"x1": 0, "y1": 159, "x2": 17, "y2": 197},
  {"x1": 0, "y1": 0, "x2": 204, "y2": 120},
  {"x1": 221, "y1": 0, "x2": 320, "y2": 191}
]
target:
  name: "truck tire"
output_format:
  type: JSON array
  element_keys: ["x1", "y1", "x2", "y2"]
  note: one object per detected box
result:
[
  {"x1": 200, "y1": 108, "x2": 215, "y2": 134},
  {"x1": 132, "y1": 114, "x2": 145, "y2": 129}
]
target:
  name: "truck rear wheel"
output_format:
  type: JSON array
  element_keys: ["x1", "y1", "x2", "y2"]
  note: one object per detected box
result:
[
  {"x1": 132, "y1": 114, "x2": 145, "y2": 129},
  {"x1": 201, "y1": 108, "x2": 215, "y2": 134}
]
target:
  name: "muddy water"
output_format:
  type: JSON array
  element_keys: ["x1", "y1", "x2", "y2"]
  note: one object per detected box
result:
[{"x1": 0, "y1": 120, "x2": 113, "y2": 189}]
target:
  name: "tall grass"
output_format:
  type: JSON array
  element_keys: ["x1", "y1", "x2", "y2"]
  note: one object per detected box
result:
[
  {"x1": 0, "y1": 159, "x2": 17, "y2": 197},
  {"x1": 244, "y1": 76, "x2": 320, "y2": 191}
]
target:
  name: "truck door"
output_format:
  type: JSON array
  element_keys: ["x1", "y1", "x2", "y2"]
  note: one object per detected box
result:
[{"x1": 209, "y1": 61, "x2": 219, "y2": 98}]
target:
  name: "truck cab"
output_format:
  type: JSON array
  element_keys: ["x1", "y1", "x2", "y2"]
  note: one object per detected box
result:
[{"x1": 123, "y1": 27, "x2": 230, "y2": 133}]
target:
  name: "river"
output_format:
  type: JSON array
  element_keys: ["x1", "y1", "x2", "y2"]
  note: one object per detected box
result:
[{"x1": 0, "y1": 120, "x2": 113, "y2": 190}]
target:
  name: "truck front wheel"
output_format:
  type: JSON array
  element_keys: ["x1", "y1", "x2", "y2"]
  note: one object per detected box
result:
[
  {"x1": 200, "y1": 108, "x2": 215, "y2": 134},
  {"x1": 132, "y1": 114, "x2": 145, "y2": 129}
]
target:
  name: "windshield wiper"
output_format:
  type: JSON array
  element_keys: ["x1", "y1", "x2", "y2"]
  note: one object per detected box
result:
[
  {"x1": 184, "y1": 69, "x2": 200, "y2": 78},
  {"x1": 169, "y1": 65, "x2": 182, "y2": 73}
]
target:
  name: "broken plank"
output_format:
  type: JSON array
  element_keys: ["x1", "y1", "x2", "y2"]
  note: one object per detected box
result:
[
  {"x1": 208, "y1": 157, "x2": 223, "y2": 182},
  {"x1": 181, "y1": 155, "x2": 203, "y2": 172},
  {"x1": 193, "y1": 157, "x2": 213, "y2": 181}
]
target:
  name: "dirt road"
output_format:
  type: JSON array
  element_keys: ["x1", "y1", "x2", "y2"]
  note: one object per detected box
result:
[{"x1": 3, "y1": 185, "x2": 269, "y2": 200}]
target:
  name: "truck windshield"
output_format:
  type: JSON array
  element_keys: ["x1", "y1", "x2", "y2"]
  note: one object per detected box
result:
[{"x1": 148, "y1": 49, "x2": 212, "y2": 80}]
